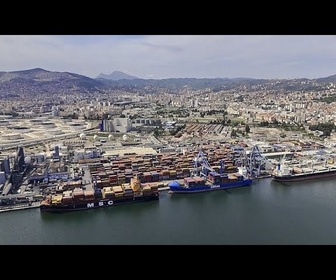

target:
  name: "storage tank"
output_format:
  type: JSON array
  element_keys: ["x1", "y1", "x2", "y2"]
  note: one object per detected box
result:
[
  {"x1": 122, "y1": 134, "x2": 128, "y2": 141},
  {"x1": 24, "y1": 156, "x2": 32, "y2": 164}
]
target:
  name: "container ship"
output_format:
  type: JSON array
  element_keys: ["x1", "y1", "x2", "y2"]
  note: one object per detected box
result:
[
  {"x1": 40, "y1": 177, "x2": 159, "y2": 213},
  {"x1": 168, "y1": 151, "x2": 253, "y2": 194},
  {"x1": 271, "y1": 163, "x2": 336, "y2": 182}
]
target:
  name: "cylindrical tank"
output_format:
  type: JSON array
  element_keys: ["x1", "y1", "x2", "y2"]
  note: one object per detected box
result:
[
  {"x1": 122, "y1": 134, "x2": 128, "y2": 141},
  {"x1": 24, "y1": 156, "x2": 32, "y2": 164}
]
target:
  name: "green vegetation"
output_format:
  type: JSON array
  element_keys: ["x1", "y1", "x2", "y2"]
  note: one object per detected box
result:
[
  {"x1": 319, "y1": 95, "x2": 336, "y2": 104},
  {"x1": 309, "y1": 122, "x2": 336, "y2": 137},
  {"x1": 258, "y1": 120, "x2": 306, "y2": 132},
  {"x1": 168, "y1": 124, "x2": 186, "y2": 136},
  {"x1": 231, "y1": 118, "x2": 245, "y2": 125},
  {"x1": 96, "y1": 132, "x2": 109, "y2": 137},
  {"x1": 245, "y1": 124, "x2": 250, "y2": 134},
  {"x1": 153, "y1": 125, "x2": 165, "y2": 137},
  {"x1": 256, "y1": 119, "x2": 335, "y2": 137}
]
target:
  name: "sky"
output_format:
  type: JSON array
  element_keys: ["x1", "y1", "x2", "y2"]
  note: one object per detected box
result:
[{"x1": 0, "y1": 35, "x2": 335, "y2": 80}]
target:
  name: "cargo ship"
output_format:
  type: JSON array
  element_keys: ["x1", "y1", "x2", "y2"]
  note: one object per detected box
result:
[
  {"x1": 168, "y1": 151, "x2": 252, "y2": 194},
  {"x1": 271, "y1": 163, "x2": 336, "y2": 182},
  {"x1": 40, "y1": 177, "x2": 159, "y2": 213}
]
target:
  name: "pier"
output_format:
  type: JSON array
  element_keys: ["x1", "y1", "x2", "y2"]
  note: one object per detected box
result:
[{"x1": 0, "y1": 201, "x2": 40, "y2": 213}]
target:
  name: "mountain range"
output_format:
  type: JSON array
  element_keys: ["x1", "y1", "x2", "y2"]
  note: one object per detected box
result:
[
  {"x1": 96, "y1": 71, "x2": 139, "y2": 80},
  {"x1": 0, "y1": 68, "x2": 335, "y2": 97}
]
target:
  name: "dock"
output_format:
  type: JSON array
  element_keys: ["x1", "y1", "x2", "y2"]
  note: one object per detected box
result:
[
  {"x1": 0, "y1": 202, "x2": 40, "y2": 213},
  {"x1": 0, "y1": 186, "x2": 173, "y2": 213}
]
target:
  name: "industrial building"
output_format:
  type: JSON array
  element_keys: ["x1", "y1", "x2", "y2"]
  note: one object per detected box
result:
[{"x1": 100, "y1": 118, "x2": 132, "y2": 133}]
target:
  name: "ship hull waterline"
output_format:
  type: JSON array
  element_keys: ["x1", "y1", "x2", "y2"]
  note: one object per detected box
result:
[
  {"x1": 168, "y1": 179, "x2": 253, "y2": 194},
  {"x1": 40, "y1": 194, "x2": 159, "y2": 213},
  {"x1": 272, "y1": 170, "x2": 336, "y2": 183}
]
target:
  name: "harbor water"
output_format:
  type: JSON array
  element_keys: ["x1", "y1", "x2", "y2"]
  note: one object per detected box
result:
[{"x1": 1, "y1": 177, "x2": 336, "y2": 245}]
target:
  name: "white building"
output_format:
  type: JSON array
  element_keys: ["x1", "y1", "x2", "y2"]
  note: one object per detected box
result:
[{"x1": 101, "y1": 118, "x2": 132, "y2": 133}]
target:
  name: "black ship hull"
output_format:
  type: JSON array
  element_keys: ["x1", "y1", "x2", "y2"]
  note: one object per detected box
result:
[
  {"x1": 272, "y1": 170, "x2": 336, "y2": 182},
  {"x1": 40, "y1": 194, "x2": 159, "y2": 213}
]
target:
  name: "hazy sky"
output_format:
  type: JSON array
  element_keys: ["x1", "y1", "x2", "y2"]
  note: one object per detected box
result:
[{"x1": 1, "y1": 35, "x2": 335, "y2": 80}]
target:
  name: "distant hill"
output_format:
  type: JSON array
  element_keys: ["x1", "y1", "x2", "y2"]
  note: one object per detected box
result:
[
  {"x1": 0, "y1": 68, "x2": 336, "y2": 97},
  {"x1": 0, "y1": 68, "x2": 106, "y2": 96},
  {"x1": 96, "y1": 71, "x2": 139, "y2": 81},
  {"x1": 316, "y1": 74, "x2": 336, "y2": 84}
]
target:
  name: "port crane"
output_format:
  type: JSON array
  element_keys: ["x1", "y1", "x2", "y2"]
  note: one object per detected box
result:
[
  {"x1": 247, "y1": 145, "x2": 273, "y2": 177},
  {"x1": 192, "y1": 150, "x2": 213, "y2": 177},
  {"x1": 235, "y1": 145, "x2": 272, "y2": 178},
  {"x1": 192, "y1": 150, "x2": 226, "y2": 177}
]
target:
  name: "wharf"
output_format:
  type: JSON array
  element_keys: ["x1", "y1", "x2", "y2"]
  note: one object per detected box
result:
[
  {"x1": 0, "y1": 186, "x2": 171, "y2": 214},
  {"x1": 0, "y1": 202, "x2": 41, "y2": 213}
]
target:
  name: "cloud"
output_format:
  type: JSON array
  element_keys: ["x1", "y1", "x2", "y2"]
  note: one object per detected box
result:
[{"x1": 0, "y1": 35, "x2": 335, "y2": 79}]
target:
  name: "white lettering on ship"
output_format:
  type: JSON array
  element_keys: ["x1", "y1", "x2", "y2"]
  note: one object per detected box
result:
[
  {"x1": 210, "y1": 185, "x2": 220, "y2": 189},
  {"x1": 86, "y1": 201, "x2": 114, "y2": 208}
]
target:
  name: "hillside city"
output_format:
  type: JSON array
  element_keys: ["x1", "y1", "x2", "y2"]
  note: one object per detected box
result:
[
  {"x1": 1, "y1": 78, "x2": 336, "y2": 143},
  {"x1": 1, "y1": 70, "x2": 336, "y2": 211}
]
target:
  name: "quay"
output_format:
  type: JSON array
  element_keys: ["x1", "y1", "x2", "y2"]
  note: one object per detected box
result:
[
  {"x1": 0, "y1": 202, "x2": 40, "y2": 213},
  {"x1": 0, "y1": 186, "x2": 171, "y2": 213}
]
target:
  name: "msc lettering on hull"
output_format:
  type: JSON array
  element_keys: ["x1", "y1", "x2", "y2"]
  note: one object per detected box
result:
[{"x1": 87, "y1": 200, "x2": 114, "y2": 208}]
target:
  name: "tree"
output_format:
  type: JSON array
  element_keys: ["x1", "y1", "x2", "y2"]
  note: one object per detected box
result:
[
  {"x1": 153, "y1": 128, "x2": 160, "y2": 137},
  {"x1": 231, "y1": 129, "x2": 237, "y2": 137},
  {"x1": 245, "y1": 124, "x2": 250, "y2": 134}
]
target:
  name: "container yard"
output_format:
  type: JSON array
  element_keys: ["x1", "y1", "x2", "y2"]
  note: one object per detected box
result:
[
  {"x1": 6, "y1": 136, "x2": 329, "y2": 213},
  {"x1": 82, "y1": 143, "x2": 243, "y2": 187}
]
